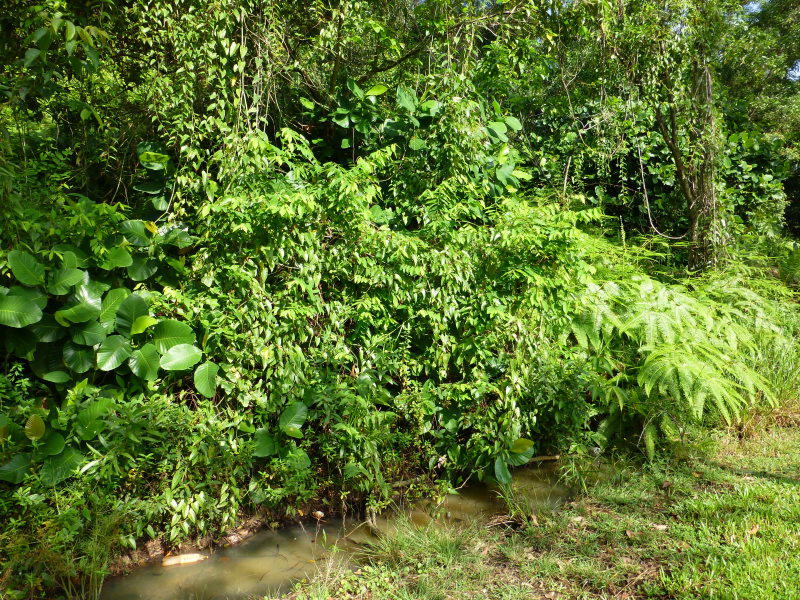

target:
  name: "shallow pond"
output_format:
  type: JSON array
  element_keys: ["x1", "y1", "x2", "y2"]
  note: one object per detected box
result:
[{"x1": 100, "y1": 464, "x2": 567, "y2": 600}]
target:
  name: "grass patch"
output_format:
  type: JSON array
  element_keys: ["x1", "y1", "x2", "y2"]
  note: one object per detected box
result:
[{"x1": 276, "y1": 422, "x2": 800, "y2": 599}]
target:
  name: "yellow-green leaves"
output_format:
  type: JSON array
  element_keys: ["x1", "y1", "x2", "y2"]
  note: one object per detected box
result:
[
  {"x1": 396, "y1": 85, "x2": 417, "y2": 112},
  {"x1": 365, "y1": 84, "x2": 388, "y2": 97},
  {"x1": 510, "y1": 438, "x2": 535, "y2": 454},
  {"x1": 24, "y1": 414, "x2": 45, "y2": 441},
  {"x1": 131, "y1": 315, "x2": 159, "y2": 335}
]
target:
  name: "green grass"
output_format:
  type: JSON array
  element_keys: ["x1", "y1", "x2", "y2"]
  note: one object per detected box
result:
[{"x1": 276, "y1": 422, "x2": 800, "y2": 600}]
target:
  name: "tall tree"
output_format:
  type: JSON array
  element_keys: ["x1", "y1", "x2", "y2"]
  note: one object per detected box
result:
[{"x1": 622, "y1": 0, "x2": 732, "y2": 269}]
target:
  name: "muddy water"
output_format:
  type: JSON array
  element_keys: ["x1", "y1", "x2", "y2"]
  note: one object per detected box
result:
[
  {"x1": 100, "y1": 465, "x2": 567, "y2": 600},
  {"x1": 99, "y1": 521, "x2": 347, "y2": 600}
]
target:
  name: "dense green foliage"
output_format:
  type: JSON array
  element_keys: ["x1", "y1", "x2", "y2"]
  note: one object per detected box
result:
[{"x1": 0, "y1": 1, "x2": 798, "y2": 597}]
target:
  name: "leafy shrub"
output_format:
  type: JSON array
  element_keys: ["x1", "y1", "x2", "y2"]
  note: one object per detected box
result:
[{"x1": 572, "y1": 270, "x2": 798, "y2": 459}]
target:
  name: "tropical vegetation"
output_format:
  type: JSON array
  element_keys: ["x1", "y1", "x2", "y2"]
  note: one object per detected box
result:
[{"x1": 0, "y1": 0, "x2": 798, "y2": 597}]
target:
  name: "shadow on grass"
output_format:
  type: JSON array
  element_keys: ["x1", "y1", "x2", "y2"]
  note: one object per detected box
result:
[{"x1": 707, "y1": 461, "x2": 800, "y2": 487}]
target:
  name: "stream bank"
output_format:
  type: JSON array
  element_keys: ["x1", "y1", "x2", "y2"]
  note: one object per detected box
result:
[
  {"x1": 101, "y1": 464, "x2": 568, "y2": 599},
  {"x1": 279, "y1": 423, "x2": 800, "y2": 600}
]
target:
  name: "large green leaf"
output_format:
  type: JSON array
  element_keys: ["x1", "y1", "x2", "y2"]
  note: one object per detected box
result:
[
  {"x1": 120, "y1": 220, "x2": 150, "y2": 246},
  {"x1": 418, "y1": 99, "x2": 441, "y2": 115},
  {"x1": 47, "y1": 268, "x2": 85, "y2": 295},
  {"x1": 55, "y1": 301, "x2": 99, "y2": 325},
  {"x1": 494, "y1": 457, "x2": 513, "y2": 485},
  {"x1": 396, "y1": 86, "x2": 417, "y2": 112},
  {"x1": 40, "y1": 448, "x2": 84, "y2": 486},
  {"x1": 130, "y1": 315, "x2": 159, "y2": 335},
  {"x1": 56, "y1": 283, "x2": 104, "y2": 325},
  {"x1": 30, "y1": 343, "x2": 71, "y2": 383},
  {"x1": 487, "y1": 120, "x2": 508, "y2": 137},
  {"x1": 159, "y1": 343, "x2": 202, "y2": 371},
  {"x1": 104, "y1": 246, "x2": 133, "y2": 269},
  {"x1": 8, "y1": 250, "x2": 45, "y2": 286},
  {"x1": 39, "y1": 432, "x2": 66, "y2": 457},
  {"x1": 153, "y1": 319, "x2": 195, "y2": 353},
  {"x1": 96, "y1": 335, "x2": 132, "y2": 371},
  {"x1": 74, "y1": 279, "x2": 109, "y2": 302},
  {"x1": 42, "y1": 370, "x2": 71, "y2": 383},
  {"x1": 128, "y1": 343, "x2": 160, "y2": 380},
  {"x1": 279, "y1": 402, "x2": 308, "y2": 438},
  {"x1": 510, "y1": 438, "x2": 535, "y2": 454},
  {"x1": 152, "y1": 195, "x2": 169, "y2": 211},
  {"x1": 115, "y1": 293, "x2": 148, "y2": 336},
  {"x1": 160, "y1": 227, "x2": 193, "y2": 249},
  {"x1": 30, "y1": 314, "x2": 68, "y2": 342},
  {"x1": 504, "y1": 116, "x2": 523, "y2": 131},
  {"x1": 133, "y1": 181, "x2": 163, "y2": 194},
  {"x1": 139, "y1": 151, "x2": 170, "y2": 170},
  {"x1": 0, "y1": 453, "x2": 32, "y2": 484},
  {"x1": 79, "y1": 397, "x2": 115, "y2": 423},
  {"x1": 496, "y1": 163, "x2": 516, "y2": 186},
  {"x1": 507, "y1": 445, "x2": 536, "y2": 467},
  {"x1": 193, "y1": 361, "x2": 219, "y2": 398},
  {"x1": 7, "y1": 286, "x2": 47, "y2": 308},
  {"x1": 100, "y1": 288, "x2": 131, "y2": 329},
  {"x1": 63, "y1": 341, "x2": 94, "y2": 373},
  {"x1": 53, "y1": 244, "x2": 89, "y2": 268},
  {"x1": 253, "y1": 428, "x2": 277, "y2": 457},
  {"x1": 127, "y1": 256, "x2": 158, "y2": 281},
  {"x1": 0, "y1": 295, "x2": 42, "y2": 328},
  {"x1": 70, "y1": 320, "x2": 106, "y2": 346}
]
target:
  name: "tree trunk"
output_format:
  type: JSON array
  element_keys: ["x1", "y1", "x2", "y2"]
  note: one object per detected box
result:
[{"x1": 654, "y1": 58, "x2": 721, "y2": 271}]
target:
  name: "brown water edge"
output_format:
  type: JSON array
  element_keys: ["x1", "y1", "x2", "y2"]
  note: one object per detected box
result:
[{"x1": 100, "y1": 463, "x2": 569, "y2": 600}]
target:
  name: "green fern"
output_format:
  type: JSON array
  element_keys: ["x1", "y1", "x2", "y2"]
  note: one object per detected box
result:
[
  {"x1": 574, "y1": 272, "x2": 784, "y2": 458},
  {"x1": 780, "y1": 244, "x2": 800, "y2": 287}
]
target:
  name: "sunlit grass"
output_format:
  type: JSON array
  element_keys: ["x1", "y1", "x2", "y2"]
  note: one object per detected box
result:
[{"x1": 279, "y1": 421, "x2": 800, "y2": 600}]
